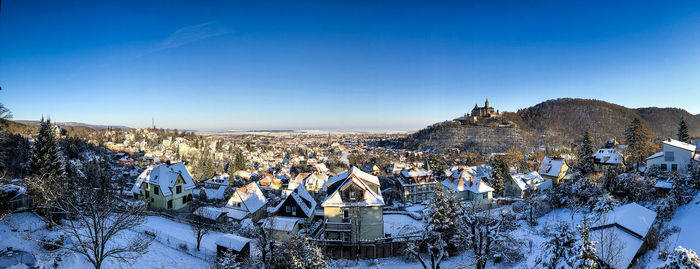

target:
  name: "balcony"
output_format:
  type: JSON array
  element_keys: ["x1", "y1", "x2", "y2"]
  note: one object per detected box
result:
[{"x1": 325, "y1": 220, "x2": 352, "y2": 232}]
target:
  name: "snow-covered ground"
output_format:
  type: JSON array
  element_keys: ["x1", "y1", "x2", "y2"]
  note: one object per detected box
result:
[
  {"x1": 0, "y1": 213, "x2": 209, "y2": 269},
  {"x1": 383, "y1": 214, "x2": 423, "y2": 236},
  {"x1": 669, "y1": 192, "x2": 700, "y2": 251}
]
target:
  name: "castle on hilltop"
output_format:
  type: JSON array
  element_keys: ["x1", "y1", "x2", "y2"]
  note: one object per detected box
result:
[
  {"x1": 471, "y1": 99, "x2": 498, "y2": 118},
  {"x1": 456, "y1": 99, "x2": 501, "y2": 124}
]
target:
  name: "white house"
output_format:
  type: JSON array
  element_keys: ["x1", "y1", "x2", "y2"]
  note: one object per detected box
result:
[
  {"x1": 504, "y1": 171, "x2": 551, "y2": 198},
  {"x1": 591, "y1": 203, "x2": 657, "y2": 269},
  {"x1": 592, "y1": 142, "x2": 625, "y2": 172},
  {"x1": 224, "y1": 182, "x2": 267, "y2": 222},
  {"x1": 646, "y1": 138, "x2": 698, "y2": 175}
]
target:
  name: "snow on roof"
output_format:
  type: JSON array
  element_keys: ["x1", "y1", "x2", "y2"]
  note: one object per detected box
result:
[
  {"x1": 193, "y1": 206, "x2": 226, "y2": 221},
  {"x1": 591, "y1": 203, "x2": 657, "y2": 269},
  {"x1": 204, "y1": 186, "x2": 228, "y2": 200},
  {"x1": 327, "y1": 166, "x2": 380, "y2": 187},
  {"x1": 0, "y1": 184, "x2": 26, "y2": 199},
  {"x1": 592, "y1": 148, "x2": 623, "y2": 164},
  {"x1": 215, "y1": 234, "x2": 251, "y2": 252},
  {"x1": 646, "y1": 152, "x2": 664, "y2": 160},
  {"x1": 663, "y1": 138, "x2": 697, "y2": 152},
  {"x1": 304, "y1": 173, "x2": 329, "y2": 190},
  {"x1": 591, "y1": 226, "x2": 643, "y2": 269},
  {"x1": 321, "y1": 167, "x2": 385, "y2": 207},
  {"x1": 442, "y1": 165, "x2": 494, "y2": 194},
  {"x1": 400, "y1": 167, "x2": 432, "y2": 179},
  {"x1": 131, "y1": 162, "x2": 195, "y2": 195},
  {"x1": 312, "y1": 163, "x2": 329, "y2": 173},
  {"x1": 226, "y1": 182, "x2": 266, "y2": 214},
  {"x1": 220, "y1": 207, "x2": 249, "y2": 220},
  {"x1": 595, "y1": 202, "x2": 656, "y2": 239},
  {"x1": 510, "y1": 171, "x2": 545, "y2": 190},
  {"x1": 538, "y1": 157, "x2": 566, "y2": 178},
  {"x1": 262, "y1": 216, "x2": 299, "y2": 232}
]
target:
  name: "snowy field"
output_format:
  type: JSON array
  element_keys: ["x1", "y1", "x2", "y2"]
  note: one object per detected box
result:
[{"x1": 0, "y1": 213, "x2": 209, "y2": 269}]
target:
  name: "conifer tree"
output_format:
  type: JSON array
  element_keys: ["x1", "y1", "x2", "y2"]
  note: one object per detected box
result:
[
  {"x1": 233, "y1": 150, "x2": 246, "y2": 171},
  {"x1": 30, "y1": 117, "x2": 65, "y2": 178},
  {"x1": 426, "y1": 187, "x2": 464, "y2": 255},
  {"x1": 678, "y1": 118, "x2": 691, "y2": 144},
  {"x1": 572, "y1": 218, "x2": 599, "y2": 269},
  {"x1": 576, "y1": 131, "x2": 595, "y2": 175},
  {"x1": 624, "y1": 118, "x2": 654, "y2": 171},
  {"x1": 490, "y1": 156, "x2": 510, "y2": 196},
  {"x1": 536, "y1": 224, "x2": 577, "y2": 269}
]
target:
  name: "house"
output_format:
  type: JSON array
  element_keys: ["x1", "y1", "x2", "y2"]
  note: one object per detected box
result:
[
  {"x1": 592, "y1": 140, "x2": 625, "y2": 172},
  {"x1": 387, "y1": 163, "x2": 406, "y2": 175},
  {"x1": 224, "y1": 182, "x2": 267, "y2": 222},
  {"x1": 262, "y1": 216, "x2": 301, "y2": 241},
  {"x1": 538, "y1": 157, "x2": 570, "y2": 184},
  {"x1": 258, "y1": 174, "x2": 282, "y2": 190},
  {"x1": 360, "y1": 162, "x2": 381, "y2": 176},
  {"x1": 504, "y1": 171, "x2": 551, "y2": 198},
  {"x1": 193, "y1": 206, "x2": 229, "y2": 223},
  {"x1": 441, "y1": 165, "x2": 494, "y2": 204},
  {"x1": 131, "y1": 162, "x2": 195, "y2": 212},
  {"x1": 119, "y1": 156, "x2": 134, "y2": 167},
  {"x1": 289, "y1": 172, "x2": 329, "y2": 193},
  {"x1": 397, "y1": 166, "x2": 436, "y2": 204},
  {"x1": 215, "y1": 234, "x2": 251, "y2": 261},
  {"x1": 591, "y1": 203, "x2": 657, "y2": 269},
  {"x1": 204, "y1": 174, "x2": 230, "y2": 189},
  {"x1": 0, "y1": 184, "x2": 33, "y2": 213},
  {"x1": 321, "y1": 167, "x2": 384, "y2": 242},
  {"x1": 311, "y1": 163, "x2": 330, "y2": 175},
  {"x1": 646, "y1": 138, "x2": 699, "y2": 175},
  {"x1": 273, "y1": 184, "x2": 317, "y2": 222}
]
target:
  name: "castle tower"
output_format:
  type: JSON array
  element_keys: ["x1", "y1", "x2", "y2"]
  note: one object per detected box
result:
[{"x1": 485, "y1": 99, "x2": 489, "y2": 108}]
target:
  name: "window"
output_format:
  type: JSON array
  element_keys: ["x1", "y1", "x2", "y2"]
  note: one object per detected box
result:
[
  {"x1": 661, "y1": 164, "x2": 668, "y2": 171},
  {"x1": 343, "y1": 232, "x2": 351, "y2": 242},
  {"x1": 665, "y1": 152, "x2": 675, "y2": 162},
  {"x1": 672, "y1": 164, "x2": 678, "y2": 171},
  {"x1": 291, "y1": 206, "x2": 296, "y2": 216},
  {"x1": 343, "y1": 210, "x2": 349, "y2": 222},
  {"x1": 154, "y1": 186, "x2": 159, "y2": 195},
  {"x1": 145, "y1": 190, "x2": 150, "y2": 198},
  {"x1": 167, "y1": 200, "x2": 173, "y2": 209},
  {"x1": 286, "y1": 206, "x2": 292, "y2": 213},
  {"x1": 176, "y1": 185, "x2": 182, "y2": 194}
]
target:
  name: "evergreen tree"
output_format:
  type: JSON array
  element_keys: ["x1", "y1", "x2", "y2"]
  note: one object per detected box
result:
[
  {"x1": 30, "y1": 117, "x2": 65, "y2": 178},
  {"x1": 490, "y1": 156, "x2": 510, "y2": 196},
  {"x1": 624, "y1": 118, "x2": 654, "y2": 171},
  {"x1": 536, "y1": 224, "x2": 578, "y2": 269},
  {"x1": 426, "y1": 187, "x2": 464, "y2": 255},
  {"x1": 678, "y1": 118, "x2": 691, "y2": 144},
  {"x1": 233, "y1": 150, "x2": 246, "y2": 171},
  {"x1": 270, "y1": 234, "x2": 327, "y2": 269},
  {"x1": 576, "y1": 131, "x2": 595, "y2": 175},
  {"x1": 572, "y1": 218, "x2": 599, "y2": 269}
]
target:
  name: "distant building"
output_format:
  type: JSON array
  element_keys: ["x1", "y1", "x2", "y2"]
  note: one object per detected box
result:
[
  {"x1": 441, "y1": 165, "x2": 495, "y2": 204},
  {"x1": 504, "y1": 171, "x2": 551, "y2": 198},
  {"x1": 592, "y1": 139, "x2": 625, "y2": 172},
  {"x1": 471, "y1": 99, "x2": 498, "y2": 118},
  {"x1": 225, "y1": 182, "x2": 267, "y2": 222}
]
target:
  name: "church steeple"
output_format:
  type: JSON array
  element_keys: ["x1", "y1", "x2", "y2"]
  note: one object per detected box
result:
[{"x1": 485, "y1": 99, "x2": 489, "y2": 108}]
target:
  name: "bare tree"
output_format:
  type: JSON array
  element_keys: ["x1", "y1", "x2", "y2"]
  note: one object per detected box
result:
[
  {"x1": 38, "y1": 161, "x2": 152, "y2": 269},
  {"x1": 405, "y1": 231, "x2": 448, "y2": 269},
  {"x1": 593, "y1": 214, "x2": 623, "y2": 268},
  {"x1": 190, "y1": 216, "x2": 211, "y2": 251}
]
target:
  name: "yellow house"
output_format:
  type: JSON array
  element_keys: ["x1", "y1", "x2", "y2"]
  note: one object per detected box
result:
[
  {"x1": 132, "y1": 162, "x2": 196, "y2": 212},
  {"x1": 322, "y1": 167, "x2": 384, "y2": 242},
  {"x1": 538, "y1": 157, "x2": 570, "y2": 184}
]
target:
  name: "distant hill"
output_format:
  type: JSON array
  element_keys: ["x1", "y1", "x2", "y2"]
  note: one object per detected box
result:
[
  {"x1": 14, "y1": 120, "x2": 132, "y2": 130},
  {"x1": 404, "y1": 98, "x2": 700, "y2": 153}
]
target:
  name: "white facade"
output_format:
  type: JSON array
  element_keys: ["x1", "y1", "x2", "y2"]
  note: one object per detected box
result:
[{"x1": 646, "y1": 139, "x2": 697, "y2": 175}]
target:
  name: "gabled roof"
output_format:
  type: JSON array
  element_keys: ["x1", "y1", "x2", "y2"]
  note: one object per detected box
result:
[
  {"x1": 538, "y1": 157, "x2": 567, "y2": 178},
  {"x1": 131, "y1": 162, "x2": 195, "y2": 195},
  {"x1": 663, "y1": 138, "x2": 696, "y2": 152},
  {"x1": 510, "y1": 171, "x2": 546, "y2": 191},
  {"x1": 325, "y1": 166, "x2": 379, "y2": 193},
  {"x1": 441, "y1": 165, "x2": 494, "y2": 194},
  {"x1": 226, "y1": 182, "x2": 266, "y2": 214},
  {"x1": 321, "y1": 167, "x2": 384, "y2": 207},
  {"x1": 591, "y1": 203, "x2": 657, "y2": 269},
  {"x1": 274, "y1": 184, "x2": 317, "y2": 218},
  {"x1": 592, "y1": 148, "x2": 624, "y2": 164}
]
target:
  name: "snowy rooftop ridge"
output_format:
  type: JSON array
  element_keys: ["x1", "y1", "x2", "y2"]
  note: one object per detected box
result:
[
  {"x1": 663, "y1": 138, "x2": 696, "y2": 152},
  {"x1": 131, "y1": 162, "x2": 195, "y2": 195}
]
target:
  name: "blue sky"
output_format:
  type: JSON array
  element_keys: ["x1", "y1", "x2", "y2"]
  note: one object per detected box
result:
[{"x1": 1, "y1": 1, "x2": 700, "y2": 130}]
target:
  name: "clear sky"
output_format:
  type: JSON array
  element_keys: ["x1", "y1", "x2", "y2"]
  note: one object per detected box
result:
[{"x1": 1, "y1": 1, "x2": 700, "y2": 131}]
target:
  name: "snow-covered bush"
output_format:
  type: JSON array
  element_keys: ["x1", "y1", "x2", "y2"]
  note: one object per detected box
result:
[
  {"x1": 592, "y1": 193, "x2": 620, "y2": 214},
  {"x1": 610, "y1": 173, "x2": 655, "y2": 202},
  {"x1": 511, "y1": 201, "x2": 527, "y2": 213},
  {"x1": 656, "y1": 196, "x2": 679, "y2": 220},
  {"x1": 535, "y1": 224, "x2": 578, "y2": 268},
  {"x1": 658, "y1": 246, "x2": 700, "y2": 269}
]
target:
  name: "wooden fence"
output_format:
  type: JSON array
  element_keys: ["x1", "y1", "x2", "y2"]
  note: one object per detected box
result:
[{"x1": 310, "y1": 235, "x2": 421, "y2": 259}]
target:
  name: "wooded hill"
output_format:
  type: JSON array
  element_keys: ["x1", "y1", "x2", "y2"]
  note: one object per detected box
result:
[{"x1": 404, "y1": 98, "x2": 700, "y2": 154}]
